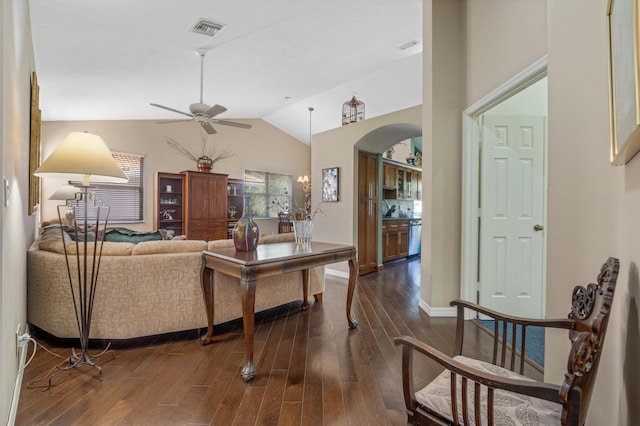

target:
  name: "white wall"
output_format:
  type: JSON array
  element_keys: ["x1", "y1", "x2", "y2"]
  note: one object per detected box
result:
[
  {"x1": 40, "y1": 119, "x2": 311, "y2": 236},
  {"x1": 1, "y1": 0, "x2": 36, "y2": 421}
]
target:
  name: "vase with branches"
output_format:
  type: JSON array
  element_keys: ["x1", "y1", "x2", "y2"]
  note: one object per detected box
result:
[{"x1": 165, "y1": 135, "x2": 233, "y2": 172}]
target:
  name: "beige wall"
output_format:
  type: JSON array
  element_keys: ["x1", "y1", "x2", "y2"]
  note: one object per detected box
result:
[
  {"x1": 421, "y1": 0, "x2": 466, "y2": 310},
  {"x1": 311, "y1": 106, "x2": 422, "y2": 274},
  {"x1": 462, "y1": 0, "x2": 638, "y2": 424},
  {"x1": 547, "y1": 0, "x2": 637, "y2": 423},
  {"x1": 40, "y1": 119, "x2": 311, "y2": 236},
  {"x1": 1, "y1": 0, "x2": 36, "y2": 421},
  {"x1": 465, "y1": 0, "x2": 547, "y2": 105}
]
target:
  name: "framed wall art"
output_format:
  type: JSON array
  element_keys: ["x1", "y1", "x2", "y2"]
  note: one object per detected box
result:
[
  {"x1": 321, "y1": 167, "x2": 339, "y2": 202},
  {"x1": 28, "y1": 71, "x2": 41, "y2": 215},
  {"x1": 608, "y1": 0, "x2": 640, "y2": 165}
]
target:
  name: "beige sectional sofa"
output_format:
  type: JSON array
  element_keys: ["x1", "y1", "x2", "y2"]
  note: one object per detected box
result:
[{"x1": 27, "y1": 230, "x2": 324, "y2": 340}]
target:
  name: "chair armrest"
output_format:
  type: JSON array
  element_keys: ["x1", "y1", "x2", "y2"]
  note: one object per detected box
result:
[
  {"x1": 450, "y1": 299, "x2": 576, "y2": 330},
  {"x1": 394, "y1": 335, "x2": 562, "y2": 404}
]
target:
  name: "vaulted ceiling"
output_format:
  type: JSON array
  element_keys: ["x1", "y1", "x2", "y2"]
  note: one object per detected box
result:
[{"x1": 29, "y1": 0, "x2": 423, "y2": 144}]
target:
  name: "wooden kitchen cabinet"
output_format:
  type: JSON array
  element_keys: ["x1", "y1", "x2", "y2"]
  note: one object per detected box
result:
[
  {"x1": 183, "y1": 171, "x2": 228, "y2": 241},
  {"x1": 382, "y1": 219, "x2": 409, "y2": 263},
  {"x1": 358, "y1": 151, "x2": 379, "y2": 275},
  {"x1": 383, "y1": 163, "x2": 397, "y2": 189},
  {"x1": 382, "y1": 162, "x2": 398, "y2": 200},
  {"x1": 382, "y1": 159, "x2": 422, "y2": 200},
  {"x1": 414, "y1": 171, "x2": 422, "y2": 200}
]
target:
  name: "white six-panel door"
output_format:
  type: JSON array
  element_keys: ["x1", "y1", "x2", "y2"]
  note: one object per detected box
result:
[{"x1": 479, "y1": 115, "x2": 546, "y2": 318}]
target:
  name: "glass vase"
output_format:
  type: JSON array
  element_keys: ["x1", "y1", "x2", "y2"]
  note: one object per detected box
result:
[
  {"x1": 292, "y1": 219, "x2": 313, "y2": 246},
  {"x1": 233, "y1": 196, "x2": 259, "y2": 251}
]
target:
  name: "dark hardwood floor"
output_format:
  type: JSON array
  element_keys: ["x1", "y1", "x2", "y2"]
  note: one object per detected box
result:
[{"x1": 16, "y1": 257, "x2": 542, "y2": 425}]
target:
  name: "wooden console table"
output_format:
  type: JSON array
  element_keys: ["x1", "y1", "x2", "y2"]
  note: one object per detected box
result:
[{"x1": 200, "y1": 241, "x2": 359, "y2": 382}]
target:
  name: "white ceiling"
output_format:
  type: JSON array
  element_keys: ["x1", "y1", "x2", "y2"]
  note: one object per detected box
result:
[{"x1": 29, "y1": 0, "x2": 423, "y2": 144}]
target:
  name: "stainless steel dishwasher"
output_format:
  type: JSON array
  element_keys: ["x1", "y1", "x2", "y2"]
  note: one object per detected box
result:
[{"x1": 408, "y1": 219, "x2": 421, "y2": 256}]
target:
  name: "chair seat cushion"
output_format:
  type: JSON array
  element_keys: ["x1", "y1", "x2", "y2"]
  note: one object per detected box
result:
[{"x1": 415, "y1": 355, "x2": 562, "y2": 426}]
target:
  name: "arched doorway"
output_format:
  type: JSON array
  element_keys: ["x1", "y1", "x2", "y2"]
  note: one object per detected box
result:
[{"x1": 354, "y1": 123, "x2": 422, "y2": 275}]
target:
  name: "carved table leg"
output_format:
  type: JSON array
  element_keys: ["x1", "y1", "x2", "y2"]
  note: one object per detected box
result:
[
  {"x1": 346, "y1": 253, "x2": 359, "y2": 329},
  {"x1": 301, "y1": 269, "x2": 310, "y2": 311},
  {"x1": 199, "y1": 266, "x2": 216, "y2": 345},
  {"x1": 240, "y1": 272, "x2": 257, "y2": 382}
]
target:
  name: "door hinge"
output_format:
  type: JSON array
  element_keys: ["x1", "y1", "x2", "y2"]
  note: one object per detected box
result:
[{"x1": 476, "y1": 281, "x2": 480, "y2": 291}]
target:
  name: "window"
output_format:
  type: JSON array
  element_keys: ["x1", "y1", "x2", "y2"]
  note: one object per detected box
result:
[
  {"x1": 244, "y1": 170, "x2": 292, "y2": 219},
  {"x1": 74, "y1": 152, "x2": 144, "y2": 222}
]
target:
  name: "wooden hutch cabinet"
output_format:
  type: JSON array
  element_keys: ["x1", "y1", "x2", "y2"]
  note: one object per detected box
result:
[
  {"x1": 183, "y1": 171, "x2": 229, "y2": 241},
  {"x1": 154, "y1": 172, "x2": 185, "y2": 236},
  {"x1": 155, "y1": 171, "x2": 230, "y2": 241}
]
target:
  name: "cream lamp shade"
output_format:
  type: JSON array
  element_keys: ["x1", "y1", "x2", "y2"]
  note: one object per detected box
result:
[{"x1": 34, "y1": 132, "x2": 128, "y2": 185}]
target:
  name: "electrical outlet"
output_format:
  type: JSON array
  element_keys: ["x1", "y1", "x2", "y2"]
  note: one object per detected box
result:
[{"x1": 16, "y1": 323, "x2": 21, "y2": 357}]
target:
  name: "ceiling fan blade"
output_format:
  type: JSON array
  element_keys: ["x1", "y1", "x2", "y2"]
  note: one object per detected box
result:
[
  {"x1": 156, "y1": 119, "x2": 192, "y2": 124},
  {"x1": 200, "y1": 121, "x2": 217, "y2": 135},
  {"x1": 212, "y1": 119, "x2": 252, "y2": 130},
  {"x1": 204, "y1": 104, "x2": 227, "y2": 118},
  {"x1": 150, "y1": 103, "x2": 194, "y2": 118}
]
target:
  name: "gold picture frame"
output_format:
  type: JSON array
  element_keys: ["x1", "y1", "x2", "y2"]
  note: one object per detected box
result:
[
  {"x1": 608, "y1": 0, "x2": 640, "y2": 165},
  {"x1": 28, "y1": 71, "x2": 41, "y2": 215}
]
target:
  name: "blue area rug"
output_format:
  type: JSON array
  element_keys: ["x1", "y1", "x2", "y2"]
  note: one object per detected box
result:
[{"x1": 477, "y1": 320, "x2": 545, "y2": 367}]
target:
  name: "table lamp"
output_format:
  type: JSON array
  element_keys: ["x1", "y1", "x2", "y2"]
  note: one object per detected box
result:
[
  {"x1": 34, "y1": 131, "x2": 128, "y2": 388},
  {"x1": 49, "y1": 183, "x2": 79, "y2": 226}
]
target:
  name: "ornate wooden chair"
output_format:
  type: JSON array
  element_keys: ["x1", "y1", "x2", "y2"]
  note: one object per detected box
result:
[
  {"x1": 394, "y1": 257, "x2": 619, "y2": 426},
  {"x1": 278, "y1": 212, "x2": 292, "y2": 234}
]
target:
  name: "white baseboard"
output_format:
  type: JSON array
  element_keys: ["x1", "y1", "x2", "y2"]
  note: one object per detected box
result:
[
  {"x1": 324, "y1": 267, "x2": 349, "y2": 279},
  {"x1": 8, "y1": 326, "x2": 31, "y2": 426},
  {"x1": 419, "y1": 298, "x2": 456, "y2": 317}
]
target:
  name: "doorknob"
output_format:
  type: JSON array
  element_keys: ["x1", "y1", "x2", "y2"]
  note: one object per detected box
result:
[{"x1": 533, "y1": 224, "x2": 544, "y2": 231}]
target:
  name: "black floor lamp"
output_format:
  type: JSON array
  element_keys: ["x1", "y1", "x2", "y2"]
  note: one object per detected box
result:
[{"x1": 34, "y1": 131, "x2": 128, "y2": 388}]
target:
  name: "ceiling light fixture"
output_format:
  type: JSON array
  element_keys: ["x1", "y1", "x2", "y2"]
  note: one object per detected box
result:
[{"x1": 191, "y1": 19, "x2": 225, "y2": 37}]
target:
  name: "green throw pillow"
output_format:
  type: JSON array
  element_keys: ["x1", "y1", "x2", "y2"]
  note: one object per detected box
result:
[{"x1": 104, "y1": 227, "x2": 163, "y2": 244}]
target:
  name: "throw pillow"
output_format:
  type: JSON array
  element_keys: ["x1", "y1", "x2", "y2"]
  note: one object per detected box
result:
[{"x1": 104, "y1": 227, "x2": 163, "y2": 244}]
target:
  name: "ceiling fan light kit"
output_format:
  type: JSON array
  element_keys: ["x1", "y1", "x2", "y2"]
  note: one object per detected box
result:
[{"x1": 150, "y1": 49, "x2": 251, "y2": 135}]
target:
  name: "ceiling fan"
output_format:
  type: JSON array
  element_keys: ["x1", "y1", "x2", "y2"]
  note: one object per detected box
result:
[{"x1": 150, "y1": 49, "x2": 252, "y2": 135}]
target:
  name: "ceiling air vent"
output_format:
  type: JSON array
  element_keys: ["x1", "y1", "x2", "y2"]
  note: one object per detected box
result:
[{"x1": 191, "y1": 19, "x2": 225, "y2": 37}]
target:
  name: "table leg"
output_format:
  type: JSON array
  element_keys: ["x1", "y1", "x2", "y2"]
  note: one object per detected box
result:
[
  {"x1": 199, "y1": 267, "x2": 215, "y2": 345},
  {"x1": 346, "y1": 253, "x2": 359, "y2": 329},
  {"x1": 301, "y1": 269, "x2": 310, "y2": 311},
  {"x1": 240, "y1": 274, "x2": 257, "y2": 382}
]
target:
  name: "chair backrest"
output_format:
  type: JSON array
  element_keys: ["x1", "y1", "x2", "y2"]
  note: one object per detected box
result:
[
  {"x1": 560, "y1": 256, "x2": 619, "y2": 425},
  {"x1": 278, "y1": 212, "x2": 292, "y2": 233}
]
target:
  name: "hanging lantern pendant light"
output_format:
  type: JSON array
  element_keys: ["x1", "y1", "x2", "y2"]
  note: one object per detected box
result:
[{"x1": 342, "y1": 95, "x2": 365, "y2": 126}]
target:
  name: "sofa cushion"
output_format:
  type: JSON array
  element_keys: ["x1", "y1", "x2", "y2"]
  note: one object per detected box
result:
[
  {"x1": 39, "y1": 240, "x2": 135, "y2": 256},
  {"x1": 415, "y1": 355, "x2": 561, "y2": 426},
  {"x1": 132, "y1": 240, "x2": 206, "y2": 255},
  {"x1": 39, "y1": 225, "x2": 72, "y2": 244},
  {"x1": 260, "y1": 233, "x2": 295, "y2": 244},
  {"x1": 207, "y1": 238, "x2": 235, "y2": 251}
]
